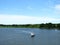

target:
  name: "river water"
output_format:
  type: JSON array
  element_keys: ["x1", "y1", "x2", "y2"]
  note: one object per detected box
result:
[{"x1": 0, "y1": 28, "x2": 60, "y2": 45}]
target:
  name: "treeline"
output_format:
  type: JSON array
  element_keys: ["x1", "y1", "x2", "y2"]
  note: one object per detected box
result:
[
  {"x1": 40, "y1": 23, "x2": 60, "y2": 29},
  {"x1": 0, "y1": 23, "x2": 60, "y2": 29},
  {"x1": 0, "y1": 24, "x2": 40, "y2": 28}
]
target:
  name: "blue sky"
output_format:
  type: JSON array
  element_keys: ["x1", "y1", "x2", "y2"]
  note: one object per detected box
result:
[{"x1": 0, "y1": 0, "x2": 60, "y2": 24}]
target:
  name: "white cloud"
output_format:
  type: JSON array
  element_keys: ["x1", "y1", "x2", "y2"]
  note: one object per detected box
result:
[
  {"x1": 55, "y1": 4, "x2": 60, "y2": 10},
  {"x1": 0, "y1": 14, "x2": 60, "y2": 24},
  {"x1": 54, "y1": 4, "x2": 60, "y2": 14}
]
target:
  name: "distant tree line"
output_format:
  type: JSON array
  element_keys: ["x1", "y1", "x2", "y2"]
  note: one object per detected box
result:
[
  {"x1": 0, "y1": 24, "x2": 40, "y2": 28},
  {"x1": 40, "y1": 23, "x2": 60, "y2": 29},
  {"x1": 0, "y1": 23, "x2": 60, "y2": 29}
]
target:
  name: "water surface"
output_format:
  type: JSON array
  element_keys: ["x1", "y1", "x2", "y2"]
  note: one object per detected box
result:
[{"x1": 0, "y1": 28, "x2": 60, "y2": 45}]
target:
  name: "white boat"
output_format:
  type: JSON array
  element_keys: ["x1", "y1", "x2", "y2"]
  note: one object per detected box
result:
[
  {"x1": 22, "y1": 31, "x2": 35, "y2": 37},
  {"x1": 31, "y1": 33, "x2": 35, "y2": 37}
]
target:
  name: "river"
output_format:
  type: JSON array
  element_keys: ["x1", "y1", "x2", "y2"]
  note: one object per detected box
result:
[{"x1": 0, "y1": 28, "x2": 60, "y2": 45}]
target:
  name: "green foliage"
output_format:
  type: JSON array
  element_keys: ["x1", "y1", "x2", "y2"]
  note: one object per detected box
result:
[
  {"x1": 39, "y1": 23, "x2": 60, "y2": 29},
  {"x1": 0, "y1": 23, "x2": 60, "y2": 29}
]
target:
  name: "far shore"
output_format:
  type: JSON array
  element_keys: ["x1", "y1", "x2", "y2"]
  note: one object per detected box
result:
[{"x1": 0, "y1": 23, "x2": 60, "y2": 30}]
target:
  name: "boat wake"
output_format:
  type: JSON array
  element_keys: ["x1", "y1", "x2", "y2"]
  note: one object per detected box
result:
[{"x1": 22, "y1": 31, "x2": 35, "y2": 37}]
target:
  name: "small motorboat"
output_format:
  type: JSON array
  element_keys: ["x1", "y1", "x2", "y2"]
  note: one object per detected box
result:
[{"x1": 31, "y1": 33, "x2": 35, "y2": 37}]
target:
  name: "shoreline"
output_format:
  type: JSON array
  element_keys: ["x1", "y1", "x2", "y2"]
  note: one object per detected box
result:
[{"x1": 0, "y1": 23, "x2": 60, "y2": 29}]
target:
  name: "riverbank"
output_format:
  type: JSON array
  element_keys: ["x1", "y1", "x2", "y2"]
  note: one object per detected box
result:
[{"x1": 0, "y1": 23, "x2": 60, "y2": 29}]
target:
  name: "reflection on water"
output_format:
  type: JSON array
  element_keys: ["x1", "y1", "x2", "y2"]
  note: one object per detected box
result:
[{"x1": 0, "y1": 28, "x2": 60, "y2": 45}]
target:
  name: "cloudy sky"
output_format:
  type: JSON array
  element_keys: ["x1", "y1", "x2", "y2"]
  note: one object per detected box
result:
[{"x1": 0, "y1": 0, "x2": 60, "y2": 24}]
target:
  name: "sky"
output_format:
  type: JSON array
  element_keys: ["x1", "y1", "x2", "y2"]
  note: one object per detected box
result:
[{"x1": 0, "y1": 0, "x2": 60, "y2": 24}]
